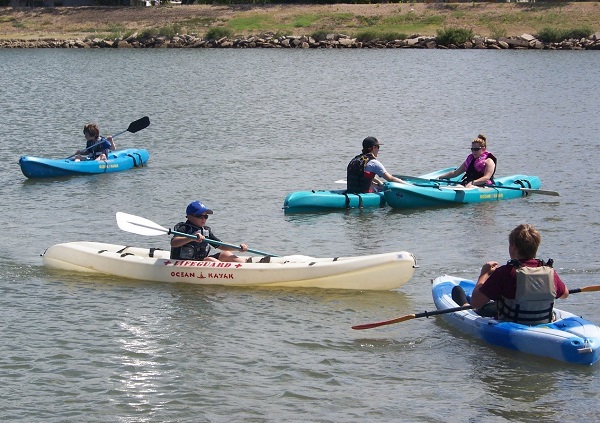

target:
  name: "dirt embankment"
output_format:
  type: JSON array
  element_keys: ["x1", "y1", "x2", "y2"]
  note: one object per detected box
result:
[{"x1": 1, "y1": 3, "x2": 599, "y2": 41}]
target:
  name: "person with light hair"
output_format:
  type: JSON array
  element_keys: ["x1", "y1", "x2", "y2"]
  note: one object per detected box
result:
[
  {"x1": 452, "y1": 224, "x2": 569, "y2": 324},
  {"x1": 438, "y1": 134, "x2": 496, "y2": 187}
]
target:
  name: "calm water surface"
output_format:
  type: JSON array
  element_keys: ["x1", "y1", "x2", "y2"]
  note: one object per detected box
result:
[{"x1": 1, "y1": 48, "x2": 600, "y2": 422}]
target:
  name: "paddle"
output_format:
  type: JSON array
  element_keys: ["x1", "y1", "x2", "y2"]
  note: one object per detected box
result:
[
  {"x1": 351, "y1": 285, "x2": 600, "y2": 330},
  {"x1": 66, "y1": 116, "x2": 150, "y2": 159},
  {"x1": 115, "y1": 212, "x2": 279, "y2": 257},
  {"x1": 425, "y1": 179, "x2": 560, "y2": 196}
]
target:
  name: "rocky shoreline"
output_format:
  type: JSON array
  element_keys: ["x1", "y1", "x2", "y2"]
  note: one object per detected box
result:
[{"x1": 2, "y1": 32, "x2": 600, "y2": 50}]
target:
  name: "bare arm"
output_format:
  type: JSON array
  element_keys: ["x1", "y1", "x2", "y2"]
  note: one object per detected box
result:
[
  {"x1": 170, "y1": 233, "x2": 205, "y2": 248},
  {"x1": 382, "y1": 172, "x2": 409, "y2": 184},
  {"x1": 466, "y1": 158, "x2": 496, "y2": 187},
  {"x1": 470, "y1": 261, "x2": 498, "y2": 308},
  {"x1": 439, "y1": 164, "x2": 465, "y2": 180},
  {"x1": 107, "y1": 136, "x2": 116, "y2": 151}
]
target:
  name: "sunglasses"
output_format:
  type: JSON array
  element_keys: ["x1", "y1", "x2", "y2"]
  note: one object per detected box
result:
[
  {"x1": 194, "y1": 214, "x2": 209, "y2": 219},
  {"x1": 470, "y1": 147, "x2": 483, "y2": 151}
]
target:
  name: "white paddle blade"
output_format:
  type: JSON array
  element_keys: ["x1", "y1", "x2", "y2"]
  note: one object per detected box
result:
[
  {"x1": 334, "y1": 179, "x2": 347, "y2": 184},
  {"x1": 116, "y1": 212, "x2": 170, "y2": 236}
]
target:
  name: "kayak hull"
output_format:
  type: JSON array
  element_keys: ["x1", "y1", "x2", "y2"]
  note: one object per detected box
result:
[
  {"x1": 19, "y1": 148, "x2": 149, "y2": 179},
  {"x1": 42, "y1": 241, "x2": 418, "y2": 291},
  {"x1": 384, "y1": 172, "x2": 542, "y2": 209},
  {"x1": 282, "y1": 167, "x2": 457, "y2": 213},
  {"x1": 432, "y1": 275, "x2": 600, "y2": 365},
  {"x1": 283, "y1": 190, "x2": 386, "y2": 213}
]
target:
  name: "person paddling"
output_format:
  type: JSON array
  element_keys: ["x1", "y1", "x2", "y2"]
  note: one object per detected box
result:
[
  {"x1": 170, "y1": 200, "x2": 250, "y2": 263},
  {"x1": 73, "y1": 123, "x2": 116, "y2": 161},
  {"x1": 452, "y1": 223, "x2": 569, "y2": 324}
]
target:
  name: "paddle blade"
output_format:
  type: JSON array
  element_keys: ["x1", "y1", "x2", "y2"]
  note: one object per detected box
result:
[
  {"x1": 352, "y1": 314, "x2": 416, "y2": 330},
  {"x1": 116, "y1": 212, "x2": 169, "y2": 236},
  {"x1": 127, "y1": 116, "x2": 150, "y2": 133}
]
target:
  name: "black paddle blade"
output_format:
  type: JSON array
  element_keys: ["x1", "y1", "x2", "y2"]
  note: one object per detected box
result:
[{"x1": 127, "y1": 116, "x2": 150, "y2": 133}]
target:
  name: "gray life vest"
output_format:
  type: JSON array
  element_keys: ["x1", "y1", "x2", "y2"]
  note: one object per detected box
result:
[
  {"x1": 170, "y1": 223, "x2": 211, "y2": 260},
  {"x1": 497, "y1": 260, "x2": 556, "y2": 325}
]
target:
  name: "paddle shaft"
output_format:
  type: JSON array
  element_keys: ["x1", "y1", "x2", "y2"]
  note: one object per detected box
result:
[
  {"x1": 425, "y1": 179, "x2": 559, "y2": 196},
  {"x1": 352, "y1": 306, "x2": 475, "y2": 330},
  {"x1": 169, "y1": 228, "x2": 278, "y2": 257},
  {"x1": 352, "y1": 285, "x2": 600, "y2": 330},
  {"x1": 117, "y1": 213, "x2": 279, "y2": 257}
]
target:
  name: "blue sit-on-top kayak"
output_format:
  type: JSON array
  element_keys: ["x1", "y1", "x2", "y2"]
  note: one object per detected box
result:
[
  {"x1": 19, "y1": 148, "x2": 150, "y2": 179},
  {"x1": 432, "y1": 275, "x2": 600, "y2": 365}
]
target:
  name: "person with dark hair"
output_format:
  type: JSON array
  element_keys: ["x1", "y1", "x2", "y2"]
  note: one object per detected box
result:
[
  {"x1": 170, "y1": 200, "x2": 249, "y2": 263},
  {"x1": 438, "y1": 134, "x2": 497, "y2": 187},
  {"x1": 452, "y1": 224, "x2": 569, "y2": 324},
  {"x1": 73, "y1": 123, "x2": 116, "y2": 161},
  {"x1": 346, "y1": 136, "x2": 407, "y2": 194}
]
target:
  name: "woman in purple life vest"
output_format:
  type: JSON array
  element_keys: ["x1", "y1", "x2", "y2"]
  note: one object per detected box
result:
[{"x1": 439, "y1": 134, "x2": 497, "y2": 187}]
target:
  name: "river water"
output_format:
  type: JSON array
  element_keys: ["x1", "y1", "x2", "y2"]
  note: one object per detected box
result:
[{"x1": 1, "y1": 48, "x2": 599, "y2": 422}]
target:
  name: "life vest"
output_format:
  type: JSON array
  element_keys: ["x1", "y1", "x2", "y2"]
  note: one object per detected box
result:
[
  {"x1": 496, "y1": 259, "x2": 556, "y2": 325},
  {"x1": 347, "y1": 153, "x2": 375, "y2": 193},
  {"x1": 86, "y1": 136, "x2": 111, "y2": 159},
  {"x1": 462, "y1": 151, "x2": 497, "y2": 185},
  {"x1": 170, "y1": 222, "x2": 212, "y2": 260}
]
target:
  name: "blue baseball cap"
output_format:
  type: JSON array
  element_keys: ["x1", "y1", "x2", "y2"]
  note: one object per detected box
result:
[{"x1": 186, "y1": 201, "x2": 213, "y2": 216}]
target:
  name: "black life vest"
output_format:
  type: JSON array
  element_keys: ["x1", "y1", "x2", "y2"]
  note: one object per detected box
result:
[
  {"x1": 462, "y1": 152, "x2": 497, "y2": 185},
  {"x1": 496, "y1": 259, "x2": 556, "y2": 325},
  {"x1": 170, "y1": 221, "x2": 212, "y2": 260},
  {"x1": 346, "y1": 153, "x2": 375, "y2": 194}
]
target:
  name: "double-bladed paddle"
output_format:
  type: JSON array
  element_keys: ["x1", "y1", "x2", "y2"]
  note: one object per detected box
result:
[
  {"x1": 351, "y1": 285, "x2": 600, "y2": 330},
  {"x1": 425, "y1": 178, "x2": 560, "y2": 197},
  {"x1": 336, "y1": 176, "x2": 560, "y2": 197},
  {"x1": 66, "y1": 116, "x2": 150, "y2": 159},
  {"x1": 115, "y1": 212, "x2": 279, "y2": 257}
]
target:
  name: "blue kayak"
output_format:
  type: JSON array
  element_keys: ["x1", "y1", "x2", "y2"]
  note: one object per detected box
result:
[
  {"x1": 19, "y1": 148, "x2": 150, "y2": 179},
  {"x1": 432, "y1": 275, "x2": 600, "y2": 366},
  {"x1": 384, "y1": 168, "x2": 545, "y2": 209}
]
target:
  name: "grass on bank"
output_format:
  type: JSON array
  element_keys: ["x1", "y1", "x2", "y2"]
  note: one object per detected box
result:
[{"x1": 0, "y1": 3, "x2": 598, "y2": 41}]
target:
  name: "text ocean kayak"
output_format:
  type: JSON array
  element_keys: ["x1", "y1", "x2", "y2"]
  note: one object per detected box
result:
[
  {"x1": 42, "y1": 241, "x2": 418, "y2": 291},
  {"x1": 19, "y1": 148, "x2": 149, "y2": 179},
  {"x1": 432, "y1": 275, "x2": 600, "y2": 365}
]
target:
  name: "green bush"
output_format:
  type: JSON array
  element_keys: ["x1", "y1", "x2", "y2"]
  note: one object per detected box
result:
[
  {"x1": 205, "y1": 27, "x2": 234, "y2": 40},
  {"x1": 311, "y1": 30, "x2": 330, "y2": 42},
  {"x1": 537, "y1": 26, "x2": 594, "y2": 43},
  {"x1": 436, "y1": 27, "x2": 473, "y2": 46}
]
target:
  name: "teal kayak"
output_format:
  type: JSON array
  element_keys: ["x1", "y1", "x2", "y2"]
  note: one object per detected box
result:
[
  {"x1": 432, "y1": 275, "x2": 600, "y2": 365},
  {"x1": 19, "y1": 148, "x2": 149, "y2": 179},
  {"x1": 283, "y1": 189, "x2": 386, "y2": 214},
  {"x1": 282, "y1": 168, "x2": 459, "y2": 214},
  {"x1": 384, "y1": 168, "x2": 544, "y2": 209}
]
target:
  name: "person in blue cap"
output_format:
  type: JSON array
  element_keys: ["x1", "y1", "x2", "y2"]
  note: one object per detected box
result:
[{"x1": 170, "y1": 200, "x2": 249, "y2": 262}]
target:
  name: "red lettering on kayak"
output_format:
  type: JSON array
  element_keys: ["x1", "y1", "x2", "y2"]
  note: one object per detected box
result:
[
  {"x1": 167, "y1": 260, "x2": 234, "y2": 268},
  {"x1": 207, "y1": 273, "x2": 234, "y2": 279},
  {"x1": 170, "y1": 271, "x2": 196, "y2": 278}
]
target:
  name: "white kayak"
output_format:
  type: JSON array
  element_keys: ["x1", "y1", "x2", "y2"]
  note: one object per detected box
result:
[{"x1": 42, "y1": 241, "x2": 418, "y2": 291}]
